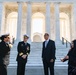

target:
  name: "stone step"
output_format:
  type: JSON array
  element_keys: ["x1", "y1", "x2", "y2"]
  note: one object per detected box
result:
[
  {"x1": 9, "y1": 62, "x2": 68, "y2": 67},
  {"x1": 9, "y1": 42, "x2": 70, "y2": 67}
]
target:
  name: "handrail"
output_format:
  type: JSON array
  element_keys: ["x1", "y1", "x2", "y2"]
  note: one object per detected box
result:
[{"x1": 62, "y1": 37, "x2": 71, "y2": 48}]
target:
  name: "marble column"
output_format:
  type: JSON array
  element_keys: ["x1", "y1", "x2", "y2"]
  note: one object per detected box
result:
[
  {"x1": 45, "y1": 2, "x2": 51, "y2": 38},
  {"x1": 26, "y1": 2, "x2": 32, "y2": 43},
  {"x1": 16, "y1": 2, "x2": 23, "y2": 41},
  {"x1": 72, "y1": 3, "x2": 76, "y2": 39},
  {"x1": 0, "y1": 2, "x2": 4, "y2": 35},
  {"x1": 54, "y1": 3, "x2": 60, "y2": 43}
]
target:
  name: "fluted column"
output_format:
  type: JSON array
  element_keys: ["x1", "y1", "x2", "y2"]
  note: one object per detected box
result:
[
  {"x1": 0, "y1": 2, "x2": 4, "y2": 35},
  {"x1": 45, "y1": 2, "x2": 51, "y2": 37},
  {"x1": 16, "y1": 2, "x2": 23, "y2": 41},
  {"x1": 72, "y1": 3, "x2": 76, "y2": 39},
  {"x1": 26, "y1": 2, "x2": 32, "y2": 43},
  {"x1": 54, "y1": 3, "x2": 60, "y2": 43}
]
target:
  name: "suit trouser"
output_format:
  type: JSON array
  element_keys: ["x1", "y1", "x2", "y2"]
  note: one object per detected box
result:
[
  {"x1": 0, "y1": 65, "x2": 7, "y2": 75},
  {"x1": 17, "y1": 62, "x2": 26, "y2": 75},
  {"x1": 43, "y1": 60, "x2": 55, "y2": 75}
]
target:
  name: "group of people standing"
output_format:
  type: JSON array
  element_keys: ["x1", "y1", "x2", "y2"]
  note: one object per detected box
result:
[{"x1": 0, "y1": 33, "x2": 76, "y2": 75}]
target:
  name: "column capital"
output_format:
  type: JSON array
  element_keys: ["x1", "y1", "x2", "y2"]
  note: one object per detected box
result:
[
  {"x1": 26, "y1": 1, "x2": 31, "y2": 4},
  {"x1": 17, "y1": 1, "x2": 23, "y2": 4},
  {"x1": 54, "y1": 2, "x2": 60, "y2": 12},
  {"x1": 55, "y1": 2, "x2": 61, "y2": 4},
  {"x1": 46, "y1": 2, "x2": 51, "y2": 15},
  {"x1": 45, "y1": 1, "x2": 51, "y2": 3},
  {"x1": 26, "y1": 1, "x2": 32, "y2": 8},
  {"x1": 0, "y1": 2, "x2": 4, "y2": 5}
]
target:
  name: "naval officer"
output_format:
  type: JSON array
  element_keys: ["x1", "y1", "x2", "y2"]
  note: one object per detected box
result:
[{"x1": 16, "y1": 34, "x2": 30, "y2": 75}]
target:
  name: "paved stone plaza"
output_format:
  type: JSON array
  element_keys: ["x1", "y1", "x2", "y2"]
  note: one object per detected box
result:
[{"x1": 7, "y1": 66, "x2": 68, "y2": 75}]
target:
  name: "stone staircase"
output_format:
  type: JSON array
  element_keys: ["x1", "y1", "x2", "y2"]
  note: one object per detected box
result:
[{"x1": 9, "y1": 42, "x2": 70, "y2": 67}]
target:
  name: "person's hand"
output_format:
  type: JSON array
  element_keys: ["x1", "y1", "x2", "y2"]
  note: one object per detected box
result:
[
  {"x1": 9, "y1": 44, "x2": 13, "y2": 48},
  {"x1": 61, "y1": 56, "x2": 69, "y2": 62},
  {"x1": 50, "y1": 59, "x2": 54, "y2": 62},
  {"x1": 61, "y1": 58, "x2": 64, "y2": 62},
  {"x1": 22, "y1": 55, "x2": 27, "y2": 59}
]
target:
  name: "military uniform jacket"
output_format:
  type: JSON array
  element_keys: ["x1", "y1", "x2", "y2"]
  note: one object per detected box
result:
[
  {"x1": 16, "y1": 41, "x2": 30, "y2": 63},
  {"x1": 0, "y1": 41, "x2": 10, "y2": 66}
]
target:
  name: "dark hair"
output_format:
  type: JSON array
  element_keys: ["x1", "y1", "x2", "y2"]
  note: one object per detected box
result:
[
  {"x1": 44, "y1": 33, "x2": 49, "y2": 36},
  {"x1": 0, "y1": 34, "x2": 9, "y2": 41},
  {"x1": 72, "y1": 40, "x2": 76, "y2": 50}
]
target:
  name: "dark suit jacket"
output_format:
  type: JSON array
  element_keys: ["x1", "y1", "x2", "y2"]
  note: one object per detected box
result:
[
  {"x1": 0, "y1": 41, "x2": 10, "y2": 65},
  {"x1": 42, "y1": 39, "x2": 56, "y2": 62},
  {"x1": 67, "y1": 49, "x2": 76, "y2": 66},
  {"x1": 16, "y1": 41, "x2": 30, "y2": 63}
]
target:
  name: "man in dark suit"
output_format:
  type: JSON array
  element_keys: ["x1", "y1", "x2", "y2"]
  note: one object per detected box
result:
[
  {"x1": 16, "y1": 34, "x2": 30, "y2": 75},
  {"x1": 42, "y1": 33, "x2": 56, "y2": 75}
]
